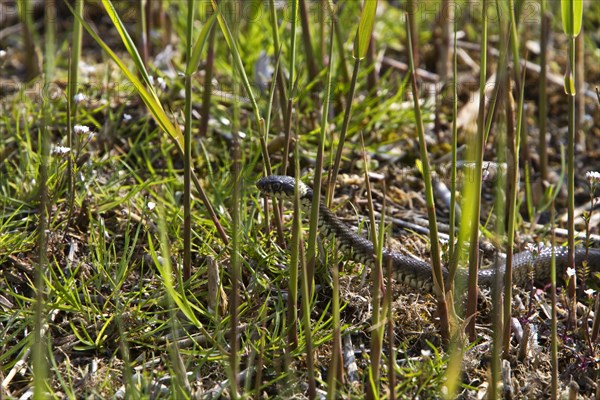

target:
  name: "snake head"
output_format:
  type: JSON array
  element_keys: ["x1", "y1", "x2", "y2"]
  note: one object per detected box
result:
[{"x1": 256, "y1": 175, "x2": 312, "y2": 200}]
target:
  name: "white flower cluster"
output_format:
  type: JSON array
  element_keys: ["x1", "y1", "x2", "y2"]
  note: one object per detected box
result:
[
  {"x1": 52, "y1": 125, "x2": 97, "y2": 157},
  {"x1": 148, "y1": 75, "x2": 167, "y2": 91},
  {"x1": 73, "y1": 124, "x2": 89, "y2": 134},
  {"x1": 52, "y1": 146, "x2": 71, "y2": 157},
  {"x1": 525, "y1": 243, "x2": 541, "y2": 255},
  {"x1": 74, "y1": 124, "x2": 96, "y2": 140},
  {"x1": 73, "y1": 93, "x2": 87, "y2": 103},
  {"x1": 585, "y1": 171, "x2": 600, "y2": 183}
]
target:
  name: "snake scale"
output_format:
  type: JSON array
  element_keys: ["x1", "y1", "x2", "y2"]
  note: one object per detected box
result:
[{"x1": 257, "y1": 175, "x2": 600, "y2": 292}]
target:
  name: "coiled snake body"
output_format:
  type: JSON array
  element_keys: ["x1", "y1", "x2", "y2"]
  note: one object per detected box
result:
[{"x1": 257, "y1": 175, "x2": 600, "y2": 292}]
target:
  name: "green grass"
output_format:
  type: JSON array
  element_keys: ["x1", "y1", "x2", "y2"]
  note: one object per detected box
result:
[{"x1": 1, "y1": 0, "x2": 600, "y2": 398}]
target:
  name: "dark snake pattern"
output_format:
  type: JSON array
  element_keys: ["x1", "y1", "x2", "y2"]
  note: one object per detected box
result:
[{"x1": 257, "y1": 175, "x2": 600, "y2": 292}]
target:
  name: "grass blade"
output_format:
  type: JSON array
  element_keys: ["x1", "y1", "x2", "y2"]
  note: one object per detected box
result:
[
  {"x1": 64, "y1": 1, "x2": 229, "y2": 245},
  {"x1": 561, "y1": 0, "x2": 583, "y2": 38},
  {"x1": 464, "y1": 0, "x2": 489, "y2": 341},
  {"x1": 210, "y1": 0, "x2": 261, "y2": 124},
  {"x1": 186, "y1": 13, "x2": 217, "y2": 76},
  {"x1": 101, "y1": 0, "x2": 153, "y2": 87},
  {"x1": 353, "y1": 0, "x2": 377, "y2": 60},
  {"x1": 148, "y1": 234, "x2": 201, "y2": 328}
]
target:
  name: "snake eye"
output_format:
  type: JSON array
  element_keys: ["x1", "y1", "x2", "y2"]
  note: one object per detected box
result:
[{"x1": 272, "y1": 182, "x2": 281, "y2": 192}]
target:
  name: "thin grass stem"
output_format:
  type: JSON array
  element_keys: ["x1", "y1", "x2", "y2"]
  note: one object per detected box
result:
[
  {"x1": 67, "y1": 0, "x2": 84, "y2": 221},
  {"x1": 562, "y1": 0, "x2": 582, "y2": 331},
  {"x1": 279, "y1": 0, "x2": 298, "y2": 178},
  {"x1": 490, "y1": 3, "x2": 510, "y2": 387},
  {"x1": 182, "y1": 0, "x2": 195, "y2": 281},
  {"x1": 447, "y1": 8, "x2": 458, "y2": 281},
  {"x1": 33, "y1": 51, "x2": 51, "y2": 400},
  {"x1": 405, "y1": 12, "x2": 448, "y2": 343},
  {"x1": 139, "y1": 0, "x2": 148, "y2": 64},
  {"x1": 228, "y1": 8, "x2": 242, "y2": 397},
  {"x1": 327, "y1": 0, "x2": 376, "y2": 206},
  {"x1": 299, "y1": 0, "x2": 319, "y2": 83},
  {"x1": 268, "y1": 0, "x2": 289, "y2": 122},
  {"x1": 539, "y1": 1, "x2": 549, "y2": 181},
  {"x1": 550, "y1": 199, "x2": 558, "y2": 399},
  {"x1": 362, "y1": 132, "x2": 382, "y2": 400},
  {"x1": 326, "y1": 60, "x2": 360, "y2": 206},
  {"x1": 465, "y1": 0, "x2": 488, "y2": 341},
  {"x1": 326, "y1": 246, "x2": 342, "y2": 399},
  {"x1": 306, "y1": 20, "x2": 335, "y2": 299},
  {"x1": 287, "y1": 132, "x2": 301, "y2": 351},
  {"x1": 199, "y1": 22, "x2": 216, "y2": 139}
]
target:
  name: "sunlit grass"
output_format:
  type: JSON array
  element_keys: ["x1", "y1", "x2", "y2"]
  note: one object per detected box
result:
[{"x1": 1, "y1": 0, "x2": 599, "y2": 398}]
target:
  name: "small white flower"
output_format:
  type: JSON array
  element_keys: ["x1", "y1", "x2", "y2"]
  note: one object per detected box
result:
[
  {"x1": 73, "y1": 93, "x2": 87, "y2": 103},
  {"x1": 73, "y1": 124, "x2": 90, "y2": 135},
  {"x1": 566, "y1": 267, "x2": 576, "y2": 277},
  {"x1": 584, "y1": 288, "x2": 596, "y2": 296},
  {"x1": 148, "y1": 75, "x2": 155, "y2": 85},
  {"x1": 157, "y1": 77, "x2": 167, "y2": 91},
  {"x1": 78, "y1": 60, "x2": 97, "y2": 74},
  {"x1": 0, "y1": 49, "x2": 6, "y2": 58},
  {"x1": 585, "y1": 171, "x2": 600, "y2": 183},
  {"x1": 525, "y1": 243, "x2": 539, "y2": 255},
  {"x1": 123, "y1": 113, "x2": 132, "y2": 122},
  {"x1": 147, "y1": 201, "x2": 156, "y2": 210},
  {"x1": 421, "y1": 349, "x2": 431, "y2": 358},
  {"x1": 52, "y1": 145, "x2": 71, "y2": 156}
]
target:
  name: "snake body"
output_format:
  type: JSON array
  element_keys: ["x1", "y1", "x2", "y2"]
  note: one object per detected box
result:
[{"x1": 257, "y1": 175, "x2": 600, "y2": 292}]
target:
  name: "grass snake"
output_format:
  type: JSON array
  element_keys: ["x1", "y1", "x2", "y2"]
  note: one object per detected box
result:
[{"x1": 257, "y1": 175, "x2": 600, "y2": 292}]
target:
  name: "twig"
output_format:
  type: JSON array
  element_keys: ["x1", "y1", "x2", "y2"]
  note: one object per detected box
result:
[{"x1": 381, "y1": 56, "x2": 440, "y2": 82}]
